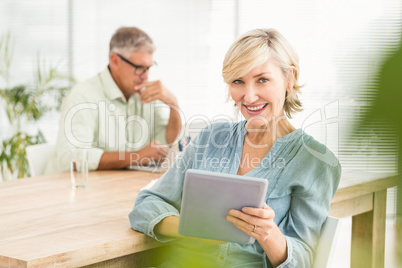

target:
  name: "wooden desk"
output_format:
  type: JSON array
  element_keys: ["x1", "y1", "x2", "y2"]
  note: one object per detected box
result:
[
  {"x1": 0, "y1": 170, "x2": 399, "y2": 268},
  {"x1": 329, "y1": 170, "x2": 399, "y2": 268},
  {"x1": 0, "y1": 171, "x2": 164, "y2": 268}
]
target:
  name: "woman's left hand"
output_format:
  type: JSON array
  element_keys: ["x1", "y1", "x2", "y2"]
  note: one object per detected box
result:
[{"x1": 226, "y1": 203, "x2": 275, "y2": 242}]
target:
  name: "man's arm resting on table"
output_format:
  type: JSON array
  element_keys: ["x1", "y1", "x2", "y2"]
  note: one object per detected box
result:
[
  {"x1": 97, "y1": 141, "x2": 169, "y2": 170},
  {"x1": 165, "y1": 99, "x2": 181, "y2": 145},
  {"x1": 97, "y1": 151, "x2": 132, "y2": 170}
]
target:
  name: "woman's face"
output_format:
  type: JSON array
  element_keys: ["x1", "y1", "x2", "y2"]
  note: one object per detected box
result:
[{"x1": 229, "y1": 59, "x2": 289, "y2": 128}]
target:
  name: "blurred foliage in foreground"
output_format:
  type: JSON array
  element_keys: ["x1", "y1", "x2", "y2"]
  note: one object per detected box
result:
[{"x1": 357, "y1": 37, "x2": 402, "y2": 265}]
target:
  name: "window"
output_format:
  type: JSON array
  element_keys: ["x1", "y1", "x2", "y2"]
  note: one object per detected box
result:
[{"x1": 1, "y1": 1, "x2": 400, "y2": 212}]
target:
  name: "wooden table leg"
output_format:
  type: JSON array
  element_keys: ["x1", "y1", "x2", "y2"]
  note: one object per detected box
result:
[{"x1": 351, "y1": 190, "x2": 387, "y2": 268}]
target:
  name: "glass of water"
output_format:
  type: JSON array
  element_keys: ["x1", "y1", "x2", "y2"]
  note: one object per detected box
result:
[{"x1": 70, "y1": 148, "x2": 88, "y2": 189}]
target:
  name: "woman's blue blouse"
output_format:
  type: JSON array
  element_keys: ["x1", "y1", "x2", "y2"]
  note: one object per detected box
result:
[{"x1": 129, "y1": 121, "x2": 341, "y2": 268}]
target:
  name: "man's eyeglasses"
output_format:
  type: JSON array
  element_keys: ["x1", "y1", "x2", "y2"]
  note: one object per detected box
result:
[{"x1": 116, "y1": 53, "x2": 156, "y2": 76}]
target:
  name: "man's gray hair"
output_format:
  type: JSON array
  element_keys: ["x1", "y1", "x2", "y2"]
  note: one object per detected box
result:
[{"x1": 109, "y1": 27, "x2": 155, "y2": 57}]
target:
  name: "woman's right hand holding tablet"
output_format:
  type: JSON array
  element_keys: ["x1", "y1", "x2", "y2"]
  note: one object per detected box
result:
[{"x1": 154, "y1": 216, "x2": 227, "y2": 245}]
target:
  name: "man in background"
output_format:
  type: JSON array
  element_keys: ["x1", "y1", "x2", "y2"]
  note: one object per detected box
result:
[{"x1": 45, "y1": 26, "x2": 181, "y2": 174}]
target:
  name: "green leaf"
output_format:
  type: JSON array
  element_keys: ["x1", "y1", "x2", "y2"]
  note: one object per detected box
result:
[{"x1": 0, "y1": 32, "x2": 74, "y2": 179}]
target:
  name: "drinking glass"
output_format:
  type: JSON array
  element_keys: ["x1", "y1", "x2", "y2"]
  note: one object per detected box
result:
[{"x1": 70, "y1": 148, "x2": 88, "y2": 189}]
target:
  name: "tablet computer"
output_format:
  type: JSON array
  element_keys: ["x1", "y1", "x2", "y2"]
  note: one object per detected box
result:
[
  {"x1": 127, "y1": 162, "x2": 165, "y2": 173},
  {"x1": 127, "y1": 145, "x2": 179, "y2": 173},
  {"x1": 178, "y1": 169, "x2": 268, "y2": 244}
]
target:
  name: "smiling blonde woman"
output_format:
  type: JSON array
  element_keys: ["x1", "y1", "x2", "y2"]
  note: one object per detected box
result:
[{"x1": 130, "y1": 28, "x2": 341, "y2": 268}]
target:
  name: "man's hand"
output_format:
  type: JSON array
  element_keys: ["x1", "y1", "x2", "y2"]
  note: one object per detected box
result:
[
  {"x1": 134, "y1": 80, "x2": 178, "y2": 106},
  {"x1": 134, "y1": 80, "x2": 181, "y2": 145},
  {"x1": 133, "y1": 140, "x2": 169, "y2": 165}
]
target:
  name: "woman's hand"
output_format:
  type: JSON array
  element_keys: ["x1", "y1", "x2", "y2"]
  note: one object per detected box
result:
[
  {"x1": 154, "y1": 216, "x2": 227, "y2": 245},
  {"x1": 226, "y1": 203, "x2": 275, "y2": 242}
]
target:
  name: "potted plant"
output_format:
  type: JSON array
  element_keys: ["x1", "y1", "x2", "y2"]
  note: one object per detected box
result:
[{"x1": 0, "y1": 33, "x2": 74, "y2": 180}]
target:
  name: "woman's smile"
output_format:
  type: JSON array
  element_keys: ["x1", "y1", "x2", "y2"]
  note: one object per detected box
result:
[{"x1": 243, "y1": 103, "x2": 268, "y2": 115}]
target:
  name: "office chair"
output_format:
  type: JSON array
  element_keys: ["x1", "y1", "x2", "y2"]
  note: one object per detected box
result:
[
  {"x1": 313, "y1": 216, "x2": 341, "y2": 268},
  {"x1": 26, "y1": 143, "x2": 55, "y2": 176}
]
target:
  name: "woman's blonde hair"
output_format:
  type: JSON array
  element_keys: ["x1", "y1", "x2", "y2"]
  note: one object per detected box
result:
[{"x1": 222, "y1": 28, "x2": 303, "y2": 118}]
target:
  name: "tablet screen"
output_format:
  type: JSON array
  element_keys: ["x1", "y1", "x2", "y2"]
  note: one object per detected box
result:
[{"x1": 178, "y1": 169, "x2": 268, "y2": 244}]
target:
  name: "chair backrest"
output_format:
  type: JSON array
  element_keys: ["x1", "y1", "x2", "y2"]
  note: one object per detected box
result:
[
  {"x1": 26, "y1": 143, "x2": 55, "y2": 177},
  {"x1": 313, "y1": 216, "x2": 340, "y2": 268}
]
